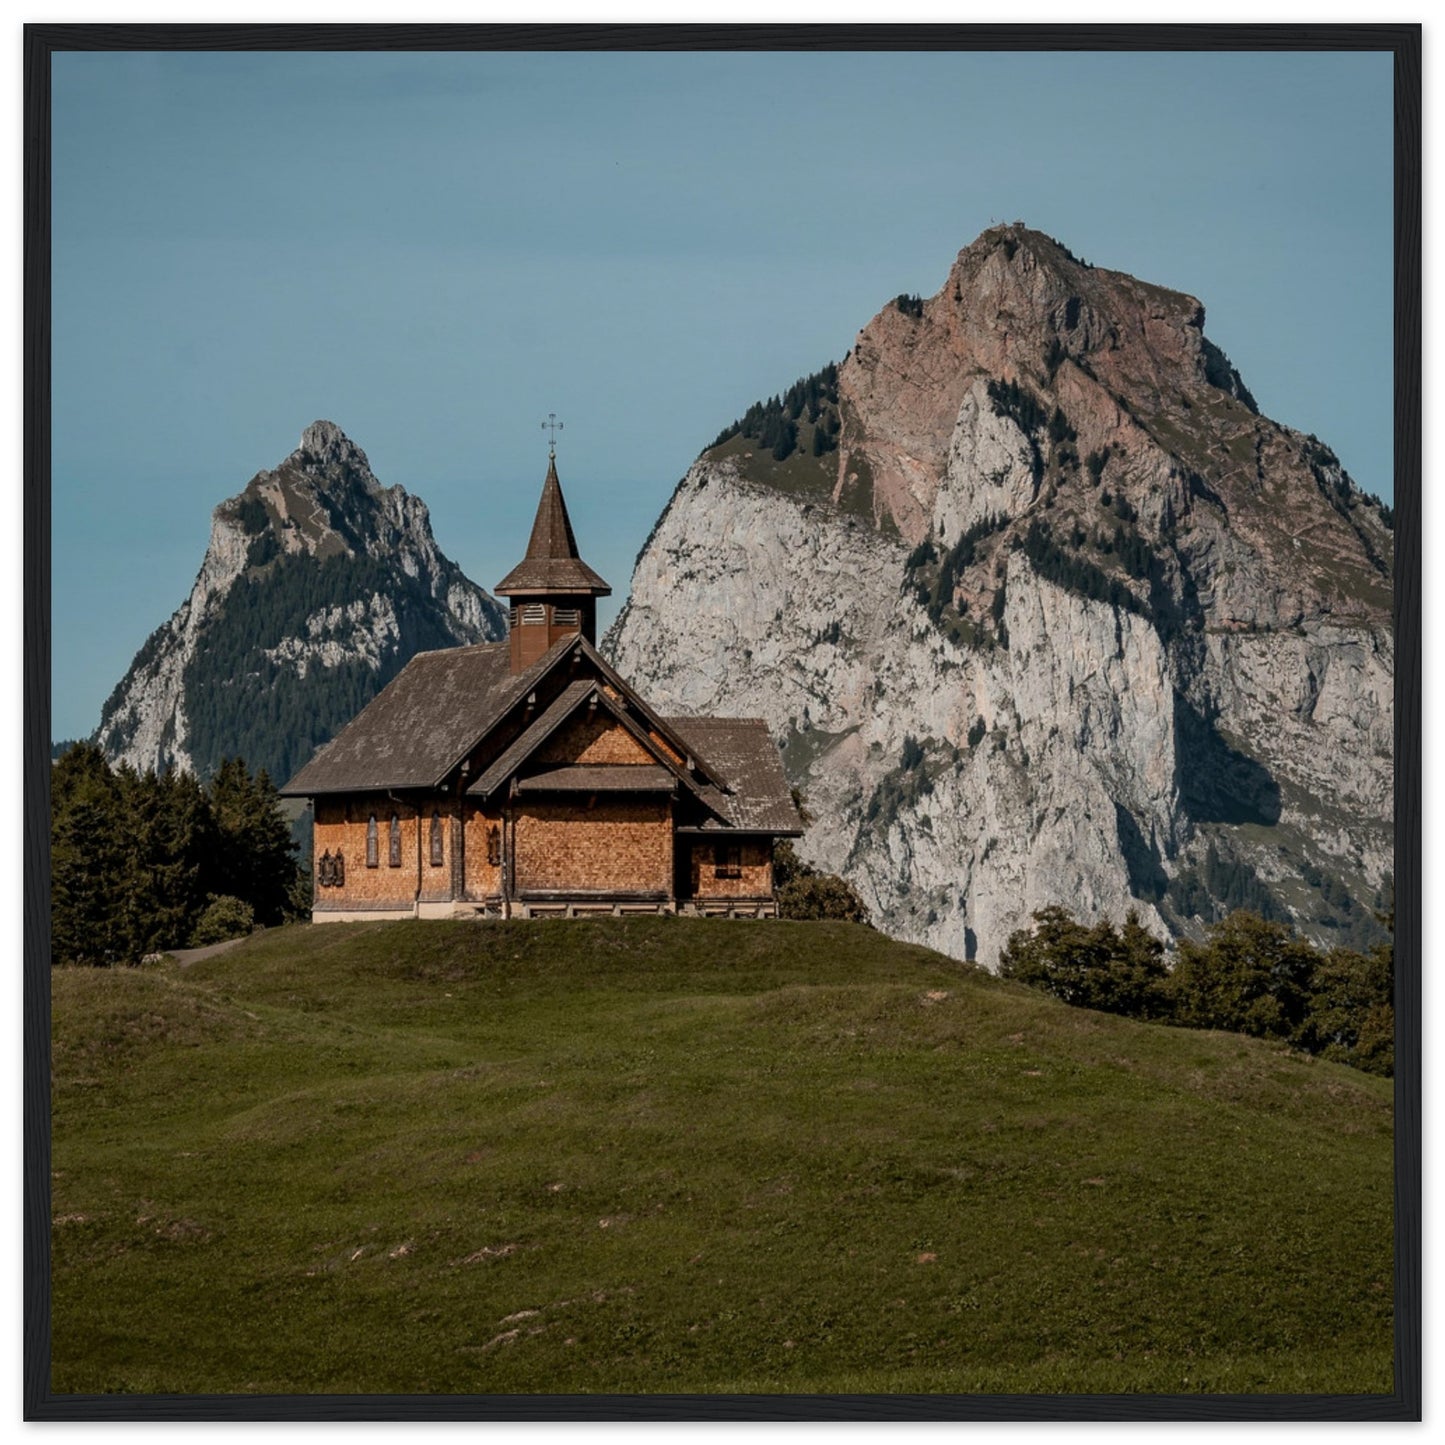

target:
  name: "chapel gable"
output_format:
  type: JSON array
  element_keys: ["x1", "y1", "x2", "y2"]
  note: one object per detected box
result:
[{"x1": 534, "y1": 710, "x2": 656, "y2": 768}]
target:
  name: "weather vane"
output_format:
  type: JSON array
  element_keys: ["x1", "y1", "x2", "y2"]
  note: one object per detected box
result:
[{"x1": 541, "y1": 413, "x2": 563, "y2": 458}]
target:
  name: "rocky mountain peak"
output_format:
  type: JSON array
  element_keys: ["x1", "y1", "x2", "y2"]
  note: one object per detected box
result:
[
  {"x1": 610, "y1": 225, "x2": 1394, "y2": 969},
  {"x1": 293, "y1": 418, "x2": 375, "y2": 478},
  {"x1": 828, "y1": 223, "x2": 1386, "y2": 627},
  {"x1": 94, "y1": 425, "x2": 507, "y2": 782},
  {"x1": 941, "y1": 224, "x2": 1256, "y2": 413},
  {"x1": 224, "y1": 421, "x2": 426, "y2": 567}
]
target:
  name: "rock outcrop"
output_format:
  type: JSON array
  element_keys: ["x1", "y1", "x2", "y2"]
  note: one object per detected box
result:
[
  {"x1": 95, "y1": 420, "x2": 506, "y2": 785},
  {"x1": 608, "y1": 226, "x2": 1394, "y2": 965}
]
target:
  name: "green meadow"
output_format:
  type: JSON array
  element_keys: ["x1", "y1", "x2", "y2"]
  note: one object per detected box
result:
[{"x1": 50, "y1": 919, "x2": 1393, "y2": 1396}]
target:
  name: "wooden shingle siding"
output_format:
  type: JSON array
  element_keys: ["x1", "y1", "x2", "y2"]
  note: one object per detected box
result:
[
  {"x1": 514, "y1": 799, "x2": 672, "y2": 897},
  {"x1": 463, "y1": 804, "x2": 504, "y2": 900},
  {"x1": 536, "y1": 713, "x2": 655, "y2": 767},
  {"x1": 688, "y1": 837, "x2": 774, "y2": 901},
  {"x1": 418, "y1": 803, "x2": 455, "y2": 904},
  {"x1": 314, "y1": 797, "x2": 425, "y2": 909}
]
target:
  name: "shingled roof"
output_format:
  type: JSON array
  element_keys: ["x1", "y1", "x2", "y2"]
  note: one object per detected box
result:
[
  {"x1": 666, "y1": 716, "x2": 804, "y2": 834},
  {"x1": 279, "y1": 630, "x2": 802, "y2": 838},
  {"x1": 516, "y1": 765, "x2": 675, "y2": 793},
  {"x1": 468, "y1": 680, "x2": 599, "y2": 799},
  {"x1": 495, "y1": 455, "x2": 610, "y2": 597},
  {"x1": 279, "y1": 636, "x2": 573, "y2": 796}
]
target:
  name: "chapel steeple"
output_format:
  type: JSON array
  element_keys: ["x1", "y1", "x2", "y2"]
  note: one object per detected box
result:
[{"x1": 496, "y1": 446, "x2": 611, "y2": 673}]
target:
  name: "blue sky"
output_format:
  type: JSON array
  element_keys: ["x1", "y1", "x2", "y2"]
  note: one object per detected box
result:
[{"x1": 50, "y1": 47, "x2": 1394, "y2": 743}]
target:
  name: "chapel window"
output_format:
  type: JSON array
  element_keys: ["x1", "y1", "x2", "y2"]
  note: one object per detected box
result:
[
  {"x1": 430, "y1": 812, "x2": 444, "y2": 867},
  {"x1": 713, "y1": 842, "x2": 742, "y2": 879},
  {"x1": 486, "y1": 825, "x2": 502, "y2": 867},
  {"x1": 318, "y1": 850, "x2": 333, "y2": 887},
  {"x1": 333, "y1": 850, "x2": 345, "y2": 887},
  {"x1": 366, "y1": 814, "x2": 379, "y2": 868},
  {"x1": 389, "y1": 812, "x2": 403, "y2": 867}
]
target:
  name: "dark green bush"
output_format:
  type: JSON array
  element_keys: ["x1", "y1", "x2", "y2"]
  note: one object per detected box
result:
[
  {"x1": 774, "y1": 841, "x2": 870, "y2": 925},
  {"x1": 190, "y1": 895, "x2": 255, "y2": 947},
  {"x1": 999, "y1": 903, "x2": 1394, "y2": 1075},
  {"x1": 999, "y1": 906, "x2": 1171, "y2": 1020}
]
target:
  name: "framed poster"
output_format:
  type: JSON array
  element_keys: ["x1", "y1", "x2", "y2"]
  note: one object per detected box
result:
[{"x1": 23, "y1": 19, "x2": 1421, "y2": 1424}]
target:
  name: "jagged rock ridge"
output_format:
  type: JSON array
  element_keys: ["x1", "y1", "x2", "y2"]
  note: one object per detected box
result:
[
  {"x1": 96, "y1": 420, "x2": 507, "y2": 785},
  {"x1": 607, "y1": 225, "x2": 1394, "y2": 966}
]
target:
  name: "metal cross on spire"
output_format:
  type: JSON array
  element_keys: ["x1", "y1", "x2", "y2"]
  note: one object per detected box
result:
[{"x1": 541, "y1": 413, "x2": 564, "y2": 458}]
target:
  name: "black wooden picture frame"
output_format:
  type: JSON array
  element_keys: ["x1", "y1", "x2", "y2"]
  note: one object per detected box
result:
[{"x1": 22, "y1": 22, "x2": 1422, "y2": 1423}]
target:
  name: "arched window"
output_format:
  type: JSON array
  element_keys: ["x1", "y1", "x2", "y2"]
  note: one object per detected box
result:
[
  {"x1": 366, "y1": 814, "x2": 379, "y2": 868},
  {"x1": 318, "y1": 850, "x2": 332, "y2": 887},
  {"x1": 486, "y1": 825, "x2": 501, "y2": 867},
  {"x1": 430, "y1": 812, "x2": 444, "y2": 867},
  {"x1": 333, "y1": 850, "x2": 345, "y2": 887},
  {"x1": 389, "y1": 812, "x2": 402, "y2": 867}
]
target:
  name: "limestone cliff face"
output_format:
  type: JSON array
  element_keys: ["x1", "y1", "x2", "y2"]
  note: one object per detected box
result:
[
  {"x1": 608, "y1": 226, "x2": 1394, "y2": 964},
  {"x1": 95, "y1": 420, "x2": 506, "y2": 785}
]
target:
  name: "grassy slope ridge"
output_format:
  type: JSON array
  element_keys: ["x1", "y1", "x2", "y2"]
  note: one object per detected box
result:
[{"x1": 51, "y1": 920, "x2": 1392, "y2": 1396}]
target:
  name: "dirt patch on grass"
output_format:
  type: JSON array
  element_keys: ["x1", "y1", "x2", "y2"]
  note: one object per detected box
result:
[
  {"x1": 169, "y1": 937, "x2": 250, "y2": 968},
  {"x1": 453, "y1": 1243, "x2": 517, "y2": 1266}
]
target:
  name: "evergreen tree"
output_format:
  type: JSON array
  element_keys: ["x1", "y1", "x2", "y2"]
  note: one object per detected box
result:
[
  {"x1": 208, "y1": 758, "x2": 299, "y2": 927},
  {"x1": 115, "y1": 766, "x2": 216, "y2": 957},
  {"x1": 51, "y1": 744, "x2": 129, "y2": 966},
  {"x1": 50, "y1": 745, "x2": 300, "y2": 964}
]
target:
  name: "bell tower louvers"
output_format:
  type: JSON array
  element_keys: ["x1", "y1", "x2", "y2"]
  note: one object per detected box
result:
[{"x1": 495, "y1": 452, "x2": 611, "y2": 673}]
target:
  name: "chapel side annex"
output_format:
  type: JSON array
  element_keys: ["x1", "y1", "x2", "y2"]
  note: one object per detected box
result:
[{"x1": 280, "y1": 452, "x2": 803, "y2": 920}]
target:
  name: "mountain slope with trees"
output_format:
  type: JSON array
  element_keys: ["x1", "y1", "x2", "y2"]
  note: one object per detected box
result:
[
  {"x1": 608, "y1": 223, "x2": 1394, "y2": 966},
  {"x1": 93, "y1": 420, "x2": 507, "y2": 786}
]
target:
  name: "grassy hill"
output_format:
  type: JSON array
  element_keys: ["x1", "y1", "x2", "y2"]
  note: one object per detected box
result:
[{"x1": 50, "y1": 919, "x2": 1393, "y2": 1397}]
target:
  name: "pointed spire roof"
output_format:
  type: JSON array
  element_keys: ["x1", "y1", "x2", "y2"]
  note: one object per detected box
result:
[{"x1": 496, "y1": 454, "x2": 611, "y2": 597}]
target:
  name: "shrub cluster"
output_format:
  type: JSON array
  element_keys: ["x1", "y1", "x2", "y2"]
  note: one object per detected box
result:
[
  {"x1": 189, "y1": 895, "x2": 256, "y2": 947},
  {"x1": 773, "y1": 841, "x2": 870, "y2": 925},
  {"x1": 51, "y1": 744, "x2": 302, "y2": 966},
  {"x1": 999, "y1": 905, "x2": 1394, "y2": 1076}
]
